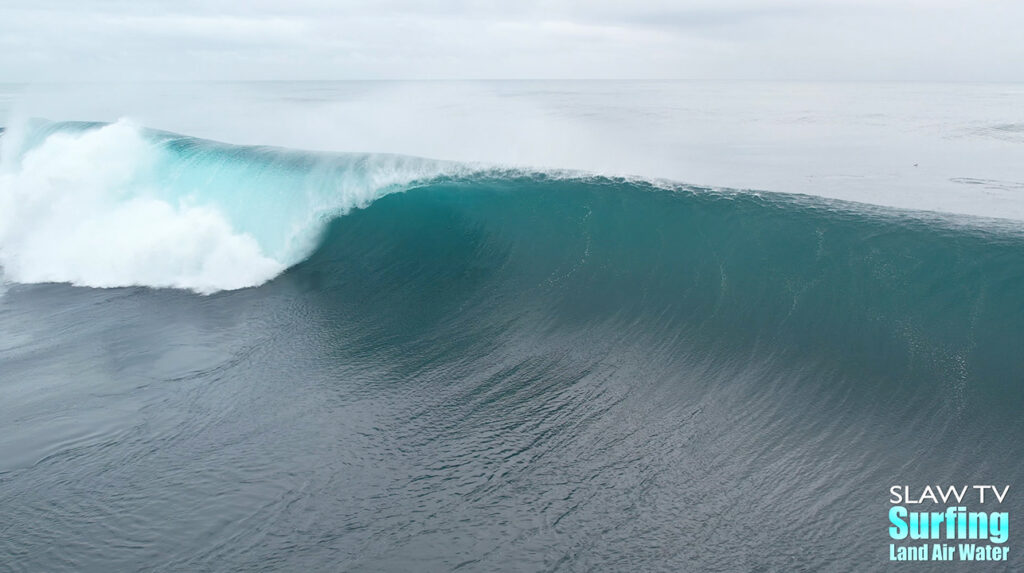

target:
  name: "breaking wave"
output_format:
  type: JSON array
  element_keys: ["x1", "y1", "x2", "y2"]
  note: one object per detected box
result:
[{"x1": 0, "y1": 120, "x2": 455, "y2": 292}]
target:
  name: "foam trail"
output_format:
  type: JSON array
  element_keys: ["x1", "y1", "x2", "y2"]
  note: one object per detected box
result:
[{"x1": 0, "y1": 120, "x2": 452, "y2": 293}]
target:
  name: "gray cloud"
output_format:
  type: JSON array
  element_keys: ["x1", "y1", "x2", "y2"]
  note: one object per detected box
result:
[{"x1": 1, "y1": 0, "x2": 1022, "y2": 81}]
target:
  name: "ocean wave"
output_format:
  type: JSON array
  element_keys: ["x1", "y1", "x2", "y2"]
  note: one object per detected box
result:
[{"x1": 3, "y1": 113, "x2": 1024, "y2": 571}]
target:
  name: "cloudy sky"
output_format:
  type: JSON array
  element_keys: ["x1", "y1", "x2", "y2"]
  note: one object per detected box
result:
[{"x1": 1, "y1": 0, "x2": 1022, "y2": 82}]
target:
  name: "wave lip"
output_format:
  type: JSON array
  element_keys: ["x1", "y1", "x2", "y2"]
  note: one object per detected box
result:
[{"x1": 0, "y1": 120, "x2": 454, "y2": 293}]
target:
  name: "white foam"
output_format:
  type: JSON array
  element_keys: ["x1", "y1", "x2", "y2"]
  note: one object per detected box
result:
[
  {"x1": 0, "y1": 121, "x2": 284, "y2": 294},
  {"x1": 0, "y1": 119, "x2": 463, "y2": 293}
]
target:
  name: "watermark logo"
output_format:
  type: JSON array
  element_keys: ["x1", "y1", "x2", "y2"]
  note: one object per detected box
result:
[{"x1": 889, "y1": 485, "x2": 1010, "y2": 562}]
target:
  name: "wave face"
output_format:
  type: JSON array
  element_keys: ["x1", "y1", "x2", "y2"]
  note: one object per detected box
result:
[
  {"x1": 1, "y1": 122, "x2": 1023, "y2": 570},
  {"x1": 0, "y1": 120, "x2": 452, "y2": 292},
  {"x1": 297, "y1": 170, "x2": 1024, "y2": 409},
  {"x1": 288, "y1": 169, "x2": 1024, "y2": 570}
]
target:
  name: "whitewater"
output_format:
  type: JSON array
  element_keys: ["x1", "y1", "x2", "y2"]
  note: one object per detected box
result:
[{"x1": 0, "y1": 119, "x2": 462, "y2": 292}]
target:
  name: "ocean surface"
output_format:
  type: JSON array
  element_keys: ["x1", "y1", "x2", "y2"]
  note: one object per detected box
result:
[{"x1": 1, "y1": 81, "x2": 1022, "y2": 571}]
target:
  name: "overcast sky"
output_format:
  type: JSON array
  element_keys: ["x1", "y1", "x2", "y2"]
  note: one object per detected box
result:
[{"x1": 1, "y1": 0, "x2": 1022, "y2": 82}]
